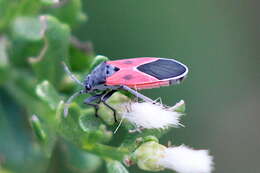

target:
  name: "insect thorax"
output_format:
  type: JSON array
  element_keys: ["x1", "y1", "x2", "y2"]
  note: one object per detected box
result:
[{"x1": 84, "y1": 62, "x2": 119, "y2": 91}]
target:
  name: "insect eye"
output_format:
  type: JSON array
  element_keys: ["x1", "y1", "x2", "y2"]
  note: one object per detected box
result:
[{"x1": 85, "y1": 84, "x2": 91, "y2": 90}]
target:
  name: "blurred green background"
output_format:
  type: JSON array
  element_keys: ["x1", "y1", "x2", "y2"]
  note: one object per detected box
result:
[
  {"x1": 78, "y1": 1, "x2": 259, "y2": 172},
  {"x1": 1, "y1": 0, "x2": 259, "y2": 173}
]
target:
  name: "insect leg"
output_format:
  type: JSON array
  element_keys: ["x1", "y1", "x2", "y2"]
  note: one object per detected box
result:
[
  {"x1": 121, "y1": 85, "x2": 154, "y2": 103},
  {"x1": 84, "y1": 92, "x2": 105, "y2": 117},
  {"x1": 101, "y1": 90, "x2": 118, "y2": 123}
]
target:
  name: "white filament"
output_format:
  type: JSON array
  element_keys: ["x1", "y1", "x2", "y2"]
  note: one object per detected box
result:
[
  {"x1": 121, "y1": 102, "x2": 183, "y2": 129},
  {"x1": 158, "y1": 145, "x2": 214, "y2": 173}
]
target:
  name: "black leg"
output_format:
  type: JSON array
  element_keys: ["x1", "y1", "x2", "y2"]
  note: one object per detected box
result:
[
  {"x1": 84, "y1": 92, "x2": 105, "y2": 117},
  {"x1": 101, "y1": 90, "x2": 118, "y2": 122}
]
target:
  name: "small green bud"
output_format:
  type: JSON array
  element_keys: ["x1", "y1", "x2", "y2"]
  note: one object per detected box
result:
[
  {"x1": 31, "y1": 115, "x2": 47, "y2": 142},
  {"x1": 134, "y1": 136, "x2": 159, "y2": 148},
  {"x1": 133, "y1": 141, "x2": 166, "y2": 171},
  {"x1": 143, "y1": 136, "x2": 159, "y2": 143},
  {"x1": 89, "y1": 55, "x2": 109, "y2": 71},
  {"x1": 169, "y1": 100, "x2": 185, "y2": 113}
]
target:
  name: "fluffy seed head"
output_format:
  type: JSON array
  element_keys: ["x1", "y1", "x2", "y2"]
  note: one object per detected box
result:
[
  {"x1": 120, "y1": 102, "x2": 183, "y2": 129},
  {"x1": 158, "y1": 145, "x2": 214, "y2": 173}
]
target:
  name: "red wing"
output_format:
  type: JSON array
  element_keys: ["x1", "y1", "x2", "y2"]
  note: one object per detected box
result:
[
  {"x1": 106, "y1": 57, "x2": 186, "y2": 89},
  {"x1": 106, "y1": 57, "x2": 163, "y2": 89},
  {"x1": 106, "y1": 68, "x2": 158, "y2": 86},
  {"x1": 107, "y1": 57, "x2": 158, "y2": 69}
]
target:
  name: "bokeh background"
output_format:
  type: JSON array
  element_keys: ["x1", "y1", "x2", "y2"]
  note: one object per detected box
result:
[
  {"x1": 78, "y1": 1, "x2": 260, "y2": 172},
  {"x1": 1, "y1": 0, "x2": 259, "y2": 173}
]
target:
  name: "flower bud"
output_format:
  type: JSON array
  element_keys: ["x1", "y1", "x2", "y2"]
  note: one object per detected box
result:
[
  {"x1": 133, "y1": 141, "x2": 166, "y2": 171},
  {"x1": 169, "y1": 100, "x2": 185, "y2": 113},
  {"x1": 31, "y1": 115, "x2": 47, "y2": 142}
]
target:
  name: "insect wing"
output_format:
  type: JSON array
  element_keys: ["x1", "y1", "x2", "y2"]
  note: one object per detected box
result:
[
  {"x1": 137, "y1": 58, "x2": 187, "y2": 80},
  {"x1": 106, "y1": 57, "x2": 188, "y2": 89}
]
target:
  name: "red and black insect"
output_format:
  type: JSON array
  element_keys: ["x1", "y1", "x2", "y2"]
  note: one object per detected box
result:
[{"x1": 63, "y1": 57, "x2": 188, "y2": 122}]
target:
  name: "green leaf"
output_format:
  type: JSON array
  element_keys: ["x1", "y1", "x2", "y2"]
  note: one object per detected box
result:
[
  {"x1": 4, "y1": 79, "x2": 48, "y2": 116},
  {"x1": 69, "y1": 43, "x2": 94, "y2": 72},
  {"x1": 0, "y1": 91, "x2": 51, "y2": 173},
  {"x1": 60, "y1": 142, "x2": 102, "y2": 172},
  {"x1": 29, "y1": 15, "x2": 70, "y2": 87},
  {"x1": 10, "y1": 16, "x2": 46, "y2": 67},
  {"x1": 0, "y1": 167, "x2": 13, "y2": 173},
  {"x1": 4, "y1": 71, "x2": 57, "y2": 127},
  {"x1": 9, "y1": 35, "x2": 43, "y2": 67},
  {"x1": 0, "y1": 0, "x2": 41, "y2": 32},
  {"x1": 58, "y1": 102, "x2": 112, "y2": 145},
  {"x1": 12, "y1": 17, "x2": 43, "y2": 41},
  {"x1": 106, "y1": 160, "x2": 129, "y2": 173},
  {"x1": 41, "y1": 0, "x2": 59, "y2": 6},
  {"x1": 82, "y1": 144, "x2": 128, "y2": 161},
  {"x1": 57, "y1": 102, "x2": 128, "y2": 160},
  {"x1": 0, "y1": 36, "x2": 9, "y2": 85},
  {"x1": 45, "y1": 0, "x2": 87, "y2": 27},
  {"x1": 4, "y1": 78, "x2": 58, "y2": 157},
  {"x1": 0, "y1": 36, "x2": 9, "y2": 66},
  {"x1": 79, "y1": 112, "x2": 112, "y2": 143},
  {"x1": 36, "y1": 80, "x2": 61, "y2": 110},
  {"x1": 58, "y1": 103, "x2": 89, "y2": 146}
]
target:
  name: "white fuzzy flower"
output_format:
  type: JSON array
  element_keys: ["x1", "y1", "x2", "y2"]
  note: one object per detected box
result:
[
  {"x1": 158, "y1": 145, "x2": 214, "y2": 173},
  {"x1": 120, "y1": 102, "x2": 183, "y2": 129}
]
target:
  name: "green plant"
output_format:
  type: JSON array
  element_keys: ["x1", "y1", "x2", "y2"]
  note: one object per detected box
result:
[{"x1": 0, "y1": 1, "x2": 213, "y2": 173}]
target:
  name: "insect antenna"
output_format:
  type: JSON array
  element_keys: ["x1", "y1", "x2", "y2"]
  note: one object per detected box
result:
[
  {"x1": 62, "y1": 62, "x2": 84, "y2": 86},
  {"x1": 64, "y1": 90, "x2": 84, "y2": 117}
]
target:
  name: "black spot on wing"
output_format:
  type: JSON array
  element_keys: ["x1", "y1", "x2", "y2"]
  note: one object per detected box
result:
[
  {"x1": 123, "y1": 60, "x2": 133, "y2": 64},
  {"x1": 123, "y1": 74, "x2": 133, "y2": 80},
  {"x1": 137, "y1": 59, "x2": 186, "y2": 80}
]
